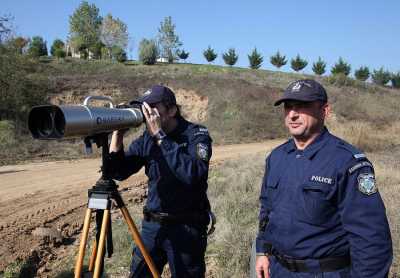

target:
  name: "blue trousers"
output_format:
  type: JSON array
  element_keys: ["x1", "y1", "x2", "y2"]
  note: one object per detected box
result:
[
  {"x1": 129, "y1": 220, "x2": 207, "y2": 278},
  {"x1": 269, "y1": 256, "x2": 351, "y2": 278}
]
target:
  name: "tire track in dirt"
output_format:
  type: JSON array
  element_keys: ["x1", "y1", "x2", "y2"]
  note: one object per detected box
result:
[{"x1": 0, "y1": 140, "x2": 281, "y2": 275}]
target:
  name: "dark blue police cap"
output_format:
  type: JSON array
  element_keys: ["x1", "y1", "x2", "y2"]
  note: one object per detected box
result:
[
  {"x1": 274, "y1": 79, "x2": 328, "y2": 106},
  {"x1": 137, "y1": 85, "x2": 176, "y2": 105}
]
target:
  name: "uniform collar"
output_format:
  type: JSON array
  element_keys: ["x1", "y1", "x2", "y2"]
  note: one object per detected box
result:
[
  {"x1": 284, "y1": 127, "x2": 330, "y2": 160},
  {"x1": 167, "y1": 116, "x2": 188, "y2": 138}
]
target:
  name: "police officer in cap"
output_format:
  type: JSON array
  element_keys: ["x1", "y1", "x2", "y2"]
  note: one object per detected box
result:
[
  {"x1": 109, "y1": 85, "x2": 212, "y2": 277},
  {"x1": 255, "y1": 79, "x2": 392, "y2": 277}
]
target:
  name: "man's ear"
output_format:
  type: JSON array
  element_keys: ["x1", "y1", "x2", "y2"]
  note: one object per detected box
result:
[{"x1": 322, "y1": 103, "x2": 331, "y2": 119}]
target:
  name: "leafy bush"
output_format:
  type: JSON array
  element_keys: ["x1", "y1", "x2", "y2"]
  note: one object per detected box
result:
[
  {"x1": 354, "y1": 66, "x2": 370, "y2": 81},
  {"x1": 54, "y1": 48, "x2": 66, "y2": 59},
  {"x1": 138, "y1": 38, "x2": 158, "y2": 65},
  {"x1": 248, "y1": 48, "x2": 263, "y2": 69},
  {"x1": 331, "y1": 57, "x2": 351, "y2": 76},
  {"x1": 326, "y1": 73, "x2": 355, "y2": 87},
  {"x1": 371, "y1": 67, "x2": 391, "y2": 86},
  {"x1": 112, "y1": 46, "x2": 127, "y2": 62},
  {"x1": 50, "y1": 39, "x2": 65, "y2": 56},
  {"x1": 391, "y1": 72, "x2": 400, "y2": 88},
  {"x1": 312, "y1": 57, "x2": 326, "y2": 75},
  {"x1": 222, "y1": 48, "x2": 238, "y2": 66},
  {"x1": 203, "y1": 46, "x2": 217, "y2": 63},
  {"x1": 290, "y1": 54, "x2": 308, "y2": 72},
  {"x1": 27, "y1": 36, "x2": 48, "y2": 57}
]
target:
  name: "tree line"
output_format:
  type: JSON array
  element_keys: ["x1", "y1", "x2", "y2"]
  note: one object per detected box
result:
[{"x1": 2, "y1": 0, "x2": 400, "y2": 88}]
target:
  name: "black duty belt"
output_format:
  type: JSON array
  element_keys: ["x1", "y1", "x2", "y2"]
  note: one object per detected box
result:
[
  {"x1": 143, "y1": 208, "x2": 208, "y2": 226},
  {"x1": 274, "y1": 251, "x2": 350, "y2": 273}
]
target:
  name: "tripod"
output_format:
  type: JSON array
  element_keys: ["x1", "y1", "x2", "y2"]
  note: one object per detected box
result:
[{"x1": 74, "y1": 134, "x2": 160, "y2": 278}]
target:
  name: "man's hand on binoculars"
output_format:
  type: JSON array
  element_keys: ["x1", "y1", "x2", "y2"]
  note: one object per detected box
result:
[{"x1": 142, "y1": 102, "x2": 161, "y2": 137}]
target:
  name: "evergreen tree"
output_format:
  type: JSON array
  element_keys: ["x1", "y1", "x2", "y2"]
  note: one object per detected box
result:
[
  {"x1": 138, "y1": 38, "x2": 158, "y2": 65},
  {"x1": 50, "y1": 39, "x2": 65, "y2": 56},
  {"x1": 270, "y1": 51, "x2": 287, "y2": 69},
  {"x1": 312, "y1": 57, "x2": 326, "y2": 75},
  {"x1": 28, "y1": 36, "x2": 48, "y2": 57},
  {"x1": 157, "y1": 16, "x2": 182, "y2": 63},
  {"x1": 290, "y1": 54, "x2": 308, "y2": 72},
  {"x1": 222, "y1": 48, "x2": 238, "y2": 66},
  {"x1": 371, "y1": 67, "x2": 391, "y2": 86},
  {"x1": 331, "y1": 57, "x2": 351, "y2": 76},
  {"x1": 177, "y1": 49, "x2": 189, "y2": 62},
  {"x1": 391, "y1": 72, "x2": 400, "y2": 88},
  {"x1": 203, "y1": 46, "x2": 217, "y2": 63},
  {"x1": 69, "y1": 1, "x2": 102, "y2": 56},
  {"x1": 354, "y1": 66, "x2": 370, "y2": 81},
  {"x1": 248, "y1": 47, "x2": 263, "y2": 69}
]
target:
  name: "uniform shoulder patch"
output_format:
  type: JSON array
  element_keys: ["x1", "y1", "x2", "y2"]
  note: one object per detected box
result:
[
  {"x1": 357, "y1": 173, "x2": 377, "y2": 195},
  {"x1": 196, "y1": 143, "x2": 209, "y2": 161},
  {"x1": 348, "y1": 161, "x2": 373, "y2": 174},
  {"x1": 193, "y1": 126, "x2": 210, "y2": 137}
]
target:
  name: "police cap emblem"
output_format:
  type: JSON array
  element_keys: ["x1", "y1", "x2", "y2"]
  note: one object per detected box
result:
[
  {"x1": 196, "y1": 143, "x2": 209, "y2": 161},
  {"x1": 357, "y1": 173, "x2": 377, "y2": 195}
]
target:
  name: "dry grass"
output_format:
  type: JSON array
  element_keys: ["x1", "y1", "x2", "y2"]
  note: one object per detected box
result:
[{"x1": 206, "y1": 154, "x2": 265, "y2": 277}]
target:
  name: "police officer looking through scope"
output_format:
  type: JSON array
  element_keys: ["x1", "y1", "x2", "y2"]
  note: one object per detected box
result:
[
  {"x1": 109, "y1": 85, "x2": 212, "y2": 277},
  {"x1": 255, "y1": 79, "x2": 392, "y2": 277}
]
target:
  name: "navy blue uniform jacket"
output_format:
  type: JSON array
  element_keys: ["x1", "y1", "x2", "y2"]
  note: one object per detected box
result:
[
  {"x1": 109, "y1": 117, "x2": 212, "y2": 214},
  {"x1": 256, "y1": 128, "x2": 392, "y2": 277}
]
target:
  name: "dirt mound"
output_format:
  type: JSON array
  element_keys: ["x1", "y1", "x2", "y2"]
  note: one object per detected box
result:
[{"x1": 174, "y1": 88, "x2": 209, "y2": 123}]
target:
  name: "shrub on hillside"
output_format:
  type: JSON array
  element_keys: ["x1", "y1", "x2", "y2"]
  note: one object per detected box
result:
[
  {"x1": 312, "y1": 57, "x2": 326, "y2": 75},
  {"x1": 331, "y1": 57, "x2": 351, "y2": 76},
  {"x1": 54, "y1": 48, "x2": 66, "y2": 59},
  {"x1": 326, "y1": 73, "x2": 355, "y2": 87},
  {"x1": 391, "y1": 72, "x2": 400, "y2": 88},
  {"x1": 222, "y1": 48, "x2": 238, "y2": 66},
  {"x1": 0, "y1": 47, "x2": 51, "y2": 137},
  {"x1": 27, "y1": 36, "x2": 48, "y2": 58},
  {"x1": 177, "y1": 49, "x2": 189, "y2": 62},
  {"x1": 248, "y1": 48, "x2": 263, "y2": 69},
  {"x1": 371, "y1": 67, "x2": 391, "y2": 86},
  {"x1": 112, "y1": 46, "x2": 127, "y2": 62},
  {"x1": 50, "y1": 39, "x2": 65, "y2": 56},
  {"x1": 138, "y1": 38, "x2": 158, "y2": 65},
  {"x1": 290, "y1": 54, "x2": 308, "y2": 72},
  {"x1": 203, "y1": 46, "x2": 217, "y2": 63},
  {"x1": 270, "y1": 51, "x2": 287, "y2": 69},
  {"x1": 354, "y1": 66, "x2": 370, "y2": 81}
]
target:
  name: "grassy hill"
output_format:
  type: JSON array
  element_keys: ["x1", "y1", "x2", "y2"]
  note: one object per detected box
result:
[{"x1": 1, "y1": 58, "x2": 400, "y2": 164}]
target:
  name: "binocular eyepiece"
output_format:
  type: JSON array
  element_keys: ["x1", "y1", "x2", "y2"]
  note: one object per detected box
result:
[{"x1": 28, "y1": 96, "x2": 144, "y2": 140}]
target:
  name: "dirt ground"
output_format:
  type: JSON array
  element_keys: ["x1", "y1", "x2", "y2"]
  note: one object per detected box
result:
[{"x1": 0, "y1": 140, "x2": 281, "y2": 276}]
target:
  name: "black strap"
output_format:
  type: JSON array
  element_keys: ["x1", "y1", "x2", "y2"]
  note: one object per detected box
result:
[
  {"x1": 143, "y1": 208, "x2": 208, "y2": 225},
  {"x1": 274, "y1": 252, "x2": 350, "y2": 273}
]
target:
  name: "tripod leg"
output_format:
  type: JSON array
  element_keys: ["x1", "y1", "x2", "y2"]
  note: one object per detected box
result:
[
  {"x1": 120, "y1": 206, "x2": 161, "y2": 278},
  {"x1": 93, "y1": 209, "x2": 110, "y2": 278},
  {"x1": 88, "y1": 238, "x2": 97, "y2": 271},
  {"x1": 74, "y1": 208, "x2": 92, "y2": 278}
]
